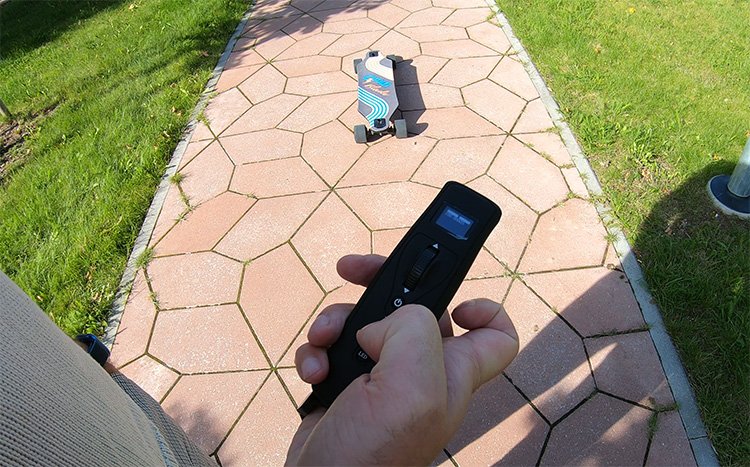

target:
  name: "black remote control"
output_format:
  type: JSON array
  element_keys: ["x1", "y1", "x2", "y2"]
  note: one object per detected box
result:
[{"x1": 298, "y1": 181, "x2": 501, "y2": 417}]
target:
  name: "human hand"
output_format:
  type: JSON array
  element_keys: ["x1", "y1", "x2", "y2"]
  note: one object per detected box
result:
[{"x1": 286, "y1": 254, "x2": 519, "y2": 465}]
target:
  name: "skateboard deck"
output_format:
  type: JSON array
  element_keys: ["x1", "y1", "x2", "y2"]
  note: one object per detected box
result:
[{"x1": 355, "y1": 51, "x2": 398, "y2": 133}]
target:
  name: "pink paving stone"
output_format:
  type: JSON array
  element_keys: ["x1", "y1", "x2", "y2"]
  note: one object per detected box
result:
[
  {"x1": 448, "y1": 277, "x2": 513, "y2": 331},
  {"x1": 153, "y1": 192, "x2": 254, "y2": 256},
  {"x1": 447, "y1": 376, "x2": 549, "y2": 466},
  {"x1": 339, "y1": 136, "x2": 436, "y2": 187},
  {"x1": 399, "y1": 25, "x2": 468, "y2": 42},
  {"x1": 403, "y1": 108, "x2": 502, "y2": 139},
  {"x1": 372, "y1": 227, "x2": 409, "y2": 256},
  {"x1": 278, "y1": 91, "x2": 355, "y2": 133},
  {"x1": 515, "y1": 131, "x2": 572, "y2": 167},
  {"x1": 275, "y1": 33, "x2": 340, "y2": 61},
  {"x1": 281, "y1": 14, "x2": 323, "y2": 40},
  {"x1": 216, "y1": 191, "x2": 326, "y2": 260},
  {"x1": 220, "y1": 129, "x2": 302, "y2": 165},
  {"x1": 586, "y1": 332, "x2": 674, "y2": 408},
  {"x1": 253, "y1": 31, "x2": 297, "y2": 61},
  {"x1": 161, "y1": 371, "x2": 268, "y2": 455},
  {"x1": 519, "y1": 198, "x2": 608, "y2": 272},
  {"x1": 604, "y1": 243, "x2": 623, "y2": 271},
  {"x1": 217, "y1": 376, "x2": 299, "y2": 466},
  {"x1": 431, "y1": 56, "x2": 500, "y2": 88},
  {"x1": 467, "y1": 176, "x2": 538, "y2": 270},
  {"x1": 369, "y1": 30, "x2": 421, "y2": 61},
  {"x1": 340, "y1": 48, "x2": 369, "y2": 80},
  {"x1": 463, "y1": 79, "x2": 526, "y2": 132},
  {"x1": 513, "y1": 98, "x2": 556, "y2": 133},
  {"x1": 224, "y1": 94, "x2": 306, "y2": 135},
  {"x1": 466, "y1": 248, "x2": 507, "y2": 280},
  {"x1": 523, "y1": 267, "x2": 645, "y2": 337},
  {"x1": 301, "y1": 120, "x2": 366, "y2": 185},
  {"x1": 489, "y1": 56, "x2": 539, "y2": 101},
  {"x1": 237, "y1": 64, "x2": 287, "y2": 104},
  {"x1": 230, "y1": 157, "x2": 328, "y2": 197},
  {"x1": 337, "y1": 99, "x2": 362, "y2": 128},
  {"x1": 291, "y1": 0, "x2": 324, "y2": 13},
  {"x1": 285, "y1": 71, "x2": 355, "y2": 96},
  {"x1": 389, "y1": 0, "x2": 431, "y2": 12},
  {"x1": 224, "y1": 48, "x2": 266, "y2": 70},
  {"x1": 292, "y1": 194, "x2": 371, "y2": 290},
  {"x1": 245, "y1": 15, "x2": 301, "y2": 41},
  {"x1": 396, "y1": 7, "x2": 452, "y2": 28},
  {"x1": 337, "y1": 181, "x2": 439, "y2": 230},
  {"x1": 503, "y1": 281, "x2": 596, "y2": 423},
  {"x1": 467, "y1": 21, "x2": 512, "y2": 53},
  {"x1": 203, "y1": 88, "x2": 251, "y2": 135},
  {"x1": 646, "y1": 411, "x2": 696, "y2": 466},
  {"x1": 148, "y1": 252, "x2": 243, "y2": 309},
  {"x1": 252, "y1": 2, "x2": 304, "y2": 19},
  {"x1": 240, "y1": 244, "x2": 324, "y2": 364},
  {"x1": 396, "y1": 83, "x2": 463, "y2": 111},
  {"x1": 394, "y1": 55, "x2": 448, "y2": 85},
  {"x1": 443, "y1": 8, "x2": 490, "y2": 28},
  {"x1": 541, "y1": 393, "x2": 651, "y2": 466},
  {"x1": 191, "y1": 121, "x2": 214, "y2": 141},
  {"x1": 488, "y1": 136, "x2": 569, "y2": 212},
  {"x1": 412, "y1": 135, "x2": 504, "y2": 187},
  {"x1": 179, "y1": 141, "x2": 234, "y2": 206},
  {"x1": 149, "y1": 184, "x2": 188, "y2": 247},
  {"x1": 273, "y1": 55, "x2": 341, "y2": 77},
  {"x1": 110, "y1": 270, "x2": 156, "y2": 367},
  {"x1": 322, "y1": 30, "x2": 387, "y2": 57},
  {"x1": 240, "y1": 18, "x2": 262, "y2": 34},
  {"x1": 119, "y1": 356, "x2": 179, "y2": 402},
  {"x1": 216, "y1": 63, "x2": 263, "y2": 93},
  {"x1": 563, "y1": 166, "x2": 590, "y2": 199},
  {"x1": 233, "y1": 36, "x2": 257, "y2": 51},
  {"x1": 421, "y1": 39, "x2": 498, "y2": 59},
  {"x1": 277, "y1": 368, "x2": 311, "y2": 407},
  {"x1": 367, "y1": 2, "x2": 410, "y2": 28},
  {"x1": 150, "y1": 304, "x2": 268, "y2": 372},
  {"x1": 309, "y1": 7, "x2": 368, "y2": 23},
  {"x1": 322, "y1": 17, "x2": 385, "y2": 34},
  {"x1": 310, "y1": 0, "x2": 356, "y2": 11},
  {"x1": 433, "y1": 0, "x2": 488, "y2": 7}
]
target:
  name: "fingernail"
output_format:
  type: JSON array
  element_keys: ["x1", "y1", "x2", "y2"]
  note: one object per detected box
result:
[
  {"x1": 317, "y1": 314, "x2": 330, "y2": 328},
  {"x1": 301, "y1": 358, "x2": 321, "y2": 380}
]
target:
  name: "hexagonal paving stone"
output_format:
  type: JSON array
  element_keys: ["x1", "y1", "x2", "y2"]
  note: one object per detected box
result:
[
  {"x1": 337, "y1": 99, "x2": 362, "y2": 128},
  {"x1": 396, "y1": 7, "x2": 452, "y2": 28},
  {"x1": 399, "y1": 25, "x2": 467, "y2": 42},
  {"x1": 278, "y1": 91, "x2": 355, "y2": 133},
  {"x1": 292, "y1": 194, "x2": 370, "y2": 290},
  {"x1": 586, "y1": 332, "x2": 674, "y2": 408},
  {"x1": 604, "y1": 243, "x2": 622, "y2": 271},
  {"x1": 203, "y1": 88, "x2": 251, "y2": 135},
  {"x1": 395, "y1": 55, "x2": 448, "y2": 85},
  {"x1": 238, "y1": 64, "x2": 287, "y2": 104},
  {"x1": 519, "y1": 198, "x2": 608, "y2": 272},
  {"x1": 540, "y1": 393, "x2": 651, "y2": 466},
  {"x1": 337, "y1": 181, "x2": 439, "y2": 229},
  {"x1": 322, "y1": 30, "x2": 387, "y2": 56},
  {"x1": 179, "y1": 141, "x2": 234, "y2": 206},
  {"x1": 275, "y1": 32, "x2": 340, "y2": 61},
  {"x1": 161, "y1": 371, "x2": 268, "y2": 454},
  {"x1": 216, "y1": 63, "x2": 263, "y2": 93},
  {"x1": 148, "y1": 252, "x2": 242, "y2": 309},
  {"x1": 488, "y1": 136, "x2": 569, "y2": 212},
  {"x1": 433, "y1": 0, "x2": 487, "y2": 6},
  {"x1": 463, "y1": 79, "x2": 526, "y2": 132},
  {"x1": 224, "y1": 48, "x2": 266, "y2": 70},
  {"x1": 281, "y1": 14, "x2": 323, "y2": 40},
  {"x1": 466, "y1": 248, "x2": 507, "y2": 280},
  {"x1": 277, "y1": 368, "x2": 312, "y2": 407},
  {"x1": 372, "y1": 227, "x2": 409, "y2": 256},
  {"x1": 230, "y1": 157, "x2": 328, "y2": 197},
  {"x1": 443, "y1": 8, "x2": 490, "y2": 28},
  {"x1": 646, "y1": 411, "x2": 696, "y2": 466},
  {"x1": 339, "y1": 135, "x2": 436, "y2": 187},
  {"x1": 149, "y1": 184, "x2": 187, "y2": 247},
  {"x1": 220, "y1": 128, "x2": 303, "y2": 164},
  {"x1": 413, "y1": 135, "x2": 504, "y2": 188},
  {"x1": 403, "y1": 107, "x2": 502, "y2": 139},
  {"x1": 253, "y1": 31, "x2": 297, "y2": 61},
  {"x1": 274, "y1": 55, "x2": 341, "y2": 77},
  {"x1": 467, "y1": 176, "x2": 538, "y2": 270},
  {"x1": 154, "y1": 192, "x2": 254, "y2": 256},
  {"x1": 515, "y1": 131, "x2": 572, "y2": 167},
  {"x1": 218, "y1": 376, "x2": 299, "y2": 466},
  {"x1": 119, "y1": 355, "x2": 179, "y2": 401},
  {"x1": 110, "y1": 270, "x2": 156, "y2": 367},
  {"x1": 301, "y1": 120, "x2": 366, "y2": 185},
  {"x1": 323, "y1": 17, "x2": 385, "y2": 34},
  {"x1": 367, "y1": 2, "x2": 410, "y2": 28},
  {"x1": 191, "y1": 120, "x2": 214, "y2": 141},
  {"x1": 489, "y1": 56, "x2": 539, "y2": 101},
  {"x1": 563, "y1": 166, "x2": 589, "y2": 199},
  {"x1": 431, "y1": 56, "x2": 500, "y2": 88},
  {"x1": 370, "y1": 30, "x2": 421, "y2": 60},
  {"x1": 503, "y1": 281, "x2": 596, "y2": 423},
  {"x1": 396, "y1": 83, "x2": 463, "y2": 111},
  {"x1": 390, "y1": 0, "x2": 431, "y2": 12},
  {"x1": 310, "y1": 0, "x2": 354, "y2": 11},
  {"x1": 285, "y1": 71, "x2": 355, "y2": 96},
  {"x1": 224, "y1": 94, "x2": 306, "y2": 135},
  {"x1": 179, "y1": 138, "x2": 212, "y2": 170},
  {"x1": 523, "y1": 267, "x2": 645, "y2": 337},
  {"x1": 252, "y1": 2, "x2": 303, "y2": 19},
  {"x1": 309, "y1": 7, "x2": 368, "y2": 23},
  {"x1": 215, "y1": 191, "x2": 326, "y2": 261},
  {"x1": 467, "y1": 21, "x2": 511, "y2": 53},
  {"x1": 421, "y1": 39, "x2": 497, "y2": 59},
  {"x1": 447, "y1": 376, "x2": 549, "y2": 466},
  {"x1": 513, "y1": 98, "x2": 555, "y2": 134},
  {"x1": 245, "y1": 15, "x2": 301, "y2": 41}
]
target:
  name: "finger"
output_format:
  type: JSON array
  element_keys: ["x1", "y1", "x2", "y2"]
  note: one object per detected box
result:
[
  {"x1": 452, "y1": 298, "x2": 517, "y2": 340},
  {"x1": 285, "y1": 407, "x2": 325, "y2": 466},
  {"x1": 336, "y1": 254, "x2": 386, "y2": 287},
  {"x1": 294, "y1": 343, "x2": 328, "y2": 384},
  {"x1": 438, "y1": 310, "x2": 453, "y2": 337},
  {"x1": 307, "y1": 303, "x2": 355, "y2": 348}
]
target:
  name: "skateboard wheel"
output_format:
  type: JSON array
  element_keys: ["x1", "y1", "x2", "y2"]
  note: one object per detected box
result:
[
  {"x1": 354, "y1": 124, "x2": 368, "y2": 144},
  {"x1": 394, "y1": 119, "x2": 407, "y2": 139},
  {"x1": 353, "y1": 58, "x2": 362, "y2": 75}
]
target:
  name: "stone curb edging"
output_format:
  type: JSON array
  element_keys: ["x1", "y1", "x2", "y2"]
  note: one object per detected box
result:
[
  {"x1": 483, "y1": 1, "x2": 719, "y2": 465},
  {"x1": 103, "y1": 4, "x2": 256, "y2": 347}
]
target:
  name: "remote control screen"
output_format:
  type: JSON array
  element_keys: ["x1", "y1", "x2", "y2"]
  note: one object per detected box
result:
[{"x1": 436, "y1": 205, "x2": 474, "y2": 239}]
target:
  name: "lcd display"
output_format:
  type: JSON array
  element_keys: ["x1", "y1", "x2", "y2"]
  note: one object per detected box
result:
[{"x1": 436, "y1": 206, "x2": 474, "y2": 239}]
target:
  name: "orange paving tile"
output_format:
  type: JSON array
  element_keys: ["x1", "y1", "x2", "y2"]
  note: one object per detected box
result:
[{"x1": 110, "y1": 1, "x2": 698, "y2": 464}]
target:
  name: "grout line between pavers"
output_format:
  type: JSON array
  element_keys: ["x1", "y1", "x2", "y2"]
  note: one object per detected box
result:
[
  {"x1": 104, "y1": 4, "x2": 257, "y2": 347},
  {"x1": 483, "y1": 1, "x2": 718, "y2": 464}
]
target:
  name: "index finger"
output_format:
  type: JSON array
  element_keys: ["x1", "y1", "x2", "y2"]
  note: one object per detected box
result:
[{"x1": 336, "y1": 254, "x2": 386, "y2": 287}]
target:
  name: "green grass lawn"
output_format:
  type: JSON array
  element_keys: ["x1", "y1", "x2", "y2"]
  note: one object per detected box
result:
[
  {"x1": 496, "y1": 0, "x2": 749, "y2": 463},
  {"x1": 0, "y1": 0, "x2": 246, "y2": 334}
]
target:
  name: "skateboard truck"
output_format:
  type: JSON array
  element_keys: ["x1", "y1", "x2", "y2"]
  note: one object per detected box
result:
[{"x1": 353, "y1": 50, "x2": 407, "y2": 144}]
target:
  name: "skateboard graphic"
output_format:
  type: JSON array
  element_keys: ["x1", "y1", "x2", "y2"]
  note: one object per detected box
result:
[{"x1": 353, "y1": 50, "x2": 407, "y2": 143}]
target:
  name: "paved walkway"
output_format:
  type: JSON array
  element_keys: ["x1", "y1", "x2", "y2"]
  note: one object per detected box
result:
[{"x1": 110, "y1": 0, "x2": 697, "y2": 465}]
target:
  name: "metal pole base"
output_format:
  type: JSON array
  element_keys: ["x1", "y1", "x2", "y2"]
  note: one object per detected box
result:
[{"x1": 707, "y1": 175, "x2": 750, "y2": 219}]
